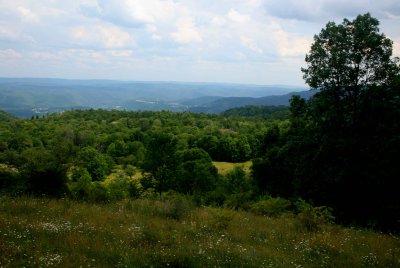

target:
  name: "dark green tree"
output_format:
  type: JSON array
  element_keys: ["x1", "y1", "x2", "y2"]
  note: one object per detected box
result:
[
  {"x1": 20, "y1": 148, "x2": 67, "y2": 196},
  {"x1": 175, "y1": 148, "x2": 218, "y2": 194},
  {"x1": 296, "y1": 13, "x2": 400, "y2": 230},
  {"x1": 142, "y1": 132, "x2": 179, "y2": 195},
  {"x1": 77, "y1": 147, "x2": 111, "y2": 181},
  {"x1": 302, "y1": 13, "x2": 399, "y2": 129},
  {"x1": 253, "y1": 13, "x2": 400, "y2": 231}
]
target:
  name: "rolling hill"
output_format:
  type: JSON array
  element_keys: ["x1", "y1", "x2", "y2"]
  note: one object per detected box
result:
[{"x1": 0, "y1": 78, "x2": 309, "y2": 117}]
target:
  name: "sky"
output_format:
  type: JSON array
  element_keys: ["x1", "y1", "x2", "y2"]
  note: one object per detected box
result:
[{"x1": 0, "y1": 0, "x2": 399, "y2": 86}]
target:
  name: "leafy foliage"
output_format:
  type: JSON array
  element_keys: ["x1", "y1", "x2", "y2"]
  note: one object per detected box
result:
[
  {"x1": 0, "y1": 13, "x2": 399, "y2": 233},
  {"x1": 252, "y1": 13, "x2": 400, "y2": 231}
]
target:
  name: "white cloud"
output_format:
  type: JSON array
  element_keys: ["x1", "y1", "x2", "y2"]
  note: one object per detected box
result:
[
  {"x1": 227, "y1": 8, "x2": 250, "y2": 23},
  {"x1": 0, "y1": 0, "x2": 399, "y2": 85},
  {"x1": 64, "y1": 49, "x2": 107, "y2": 61},
  {"x1": 107, "y1": 50, "x2": 133, "y2": 57},
  {"x1": 211, "y1": 16, "x2": 226, "y2": 26},
  {"x1": 70, "y1": 25, "x2": 134, "y2": 49},
  {"x1": 30, "y1": 51, "x2": 65, "y2": 61},
  {"x1": 16, "y1": 6, "x2": 39, "y2": 22},
  {"x1": 240, "y1": 36, "x2": 262, "y2": 53},
  {"x1": 0, "y1": 49, "x2": 22, "y2": 59},
  {"x1": 263, "y1": 0, "x2": 400, "y2": 21},
  {"x1": 0, "y1": 24, "x2": 35, "y2": 43},
  {"x1": 393, "y1": 39, "x2": 400, "y2": 57},
  {"x1": 171, "y1": 18, "x2": 202, "y2": 44},
  {"x1": 84, "y1": 0, "x2": 186, "y2": 27},
  {"x1": 152, "y1": 34, "x2": 162, "y2": 40},
  {"x1": 270, "y1": 22, "x2": 311, "y2": 57}
]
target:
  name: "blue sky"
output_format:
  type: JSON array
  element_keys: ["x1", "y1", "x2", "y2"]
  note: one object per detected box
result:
[{"x1": 0, "y1": 0, "x2": 399, "y2": 86}]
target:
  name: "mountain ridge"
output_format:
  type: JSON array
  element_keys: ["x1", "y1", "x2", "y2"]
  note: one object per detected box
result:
[{"x1": 0, "y1": 78, "x2": 309, "y2": 117}]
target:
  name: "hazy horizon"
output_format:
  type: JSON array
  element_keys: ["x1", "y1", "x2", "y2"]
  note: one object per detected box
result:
[{"x1": 0, "y1": 76, "x2": 308, "y2": 89}]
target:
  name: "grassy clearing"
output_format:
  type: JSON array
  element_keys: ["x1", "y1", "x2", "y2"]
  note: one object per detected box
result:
[
  {"x1": 0, "y1": 196, "x2": 399, "y2": 267},
  {"x1": 213, "y1": 161, "x2": 252, "y2": 175}
]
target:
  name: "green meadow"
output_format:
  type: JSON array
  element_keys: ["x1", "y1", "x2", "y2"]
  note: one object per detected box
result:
[{"x1": 1, "y1": 196, "x2": 399, "y2": 267}]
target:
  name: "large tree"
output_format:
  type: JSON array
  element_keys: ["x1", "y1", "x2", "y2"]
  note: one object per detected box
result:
[
  {"x1": 142, "y1": 131, "x2": 180, "y2": 195},
  {"x1": 300, "y1": 13, "x2": 400, "y2": 230},
  {"x1": 254, "y1": 13, "x2": 400, "y2": 231},
  {"x1": 302, "y1": 13, "x2": 399, "y2": 128}
]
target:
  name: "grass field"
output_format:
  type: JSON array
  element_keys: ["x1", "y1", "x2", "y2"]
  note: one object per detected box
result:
[
  {"x1": 0, "y1": 196, "x2": 399, "y2": 267},
  {"x1": 213, "y1": 161, "x2": 252, "y2": 176}
]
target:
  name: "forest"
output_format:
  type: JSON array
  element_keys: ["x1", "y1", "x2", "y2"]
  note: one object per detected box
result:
[
  {"x1": 1, "y1": 13, "x2": 399, "y2": 236},
  {"x1": 1, "y1": 12, "x2": 400, "y2": 267}
]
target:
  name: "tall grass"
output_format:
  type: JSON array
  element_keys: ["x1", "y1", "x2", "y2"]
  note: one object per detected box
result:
[{"x1": 0, "y1": 196, "x2": 399, "y2": 267}]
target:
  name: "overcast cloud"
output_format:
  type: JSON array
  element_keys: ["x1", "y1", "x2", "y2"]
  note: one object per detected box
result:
[{"x1": 0, "y1": 0, "x2": 399, "y2": 86}]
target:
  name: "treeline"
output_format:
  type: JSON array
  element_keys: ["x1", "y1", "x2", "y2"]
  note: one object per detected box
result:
[
  {"x1": 222, "y1": 105, "x2": 290, "y2": 119},
  {"x1": 0, "y1": 109, "x2": 283, "y2": 199}
]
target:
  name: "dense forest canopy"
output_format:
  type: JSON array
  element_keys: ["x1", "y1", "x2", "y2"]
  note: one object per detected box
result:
[
  {"x1": 0, "y1": 13, "x2": 399, "y2": 232},
  {"x1": 0, "y1": 109, "x2": 285, "y2": 202}
]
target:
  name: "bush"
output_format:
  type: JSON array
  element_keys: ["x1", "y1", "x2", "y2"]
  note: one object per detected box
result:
[
  {"x1": 88, "y1": 182, "x2": 109, "y2": 203},
  {"x1": 20, "y1": 148, "x2": 67, "y2": 196},
  {"x1": 250, "y1": 196, "x2": 291, "y2": 217},
  {"x1": 0, "y1": 168, "x2": 26, "y2": 195},
  {"x1": 209, "y1": 209, "x2": 234, "y2": 230},
  {"x1": 224, "y1": 192, "x2": 253, "y2": 210},
  {"x1": 68, "y1": 167, "x2": 92, "y2": 200},
  {"x1": 201, "y1": 189, "x2": 226, "y2": 207},
  {"x1": 295, "y1": 199, "x2": 335, "y2": 232},
  {"x1": 160, "y1": 191, "x2": 193, "y2": 220}
]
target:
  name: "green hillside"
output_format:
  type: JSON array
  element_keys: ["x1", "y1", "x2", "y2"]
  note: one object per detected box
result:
[
  {"x1": 1, "y1": 196, "x2": 399, "y2": 267},
  {"x1": 0, "y1": 110, "x2": 18, "y2": 121}
]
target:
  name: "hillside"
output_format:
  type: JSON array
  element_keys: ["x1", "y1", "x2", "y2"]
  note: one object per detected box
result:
[
  {"x1": 0, "y1": 78, "x2": 306, "y2": 117},
  {"x1": 1, "y1": 196, "x2": 399, "y2": 267},
  {"x1": 0, "y1": 110, "x2": 18, "y2": 121},
  {"x1": 188, "y1": 91, "x2": 315, "y2": 113}
]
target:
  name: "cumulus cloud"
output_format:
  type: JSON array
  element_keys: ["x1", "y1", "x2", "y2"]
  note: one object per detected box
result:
[
  {"x1": 393, "y1": 39, "x2": 400, "y2": 57},
  {"x1": 70, "y1": 25, "x2": 134, "y2": 49},
  {"x1": 211, "y1": 16, "x2": 226, "y2": 26},
  {"x1": 171, "y1": 18, "x2": 202, "y2": 44},
  {"x1": 263, "y1": 0, "x2": 400, "y2": 21},
  {"x1": 0, "y1": 24, "x2": 35, "y2": 43},
  {"x1": 30, "y1": 51, "x2": 65, "y2": 61},
  {"x1": 107, "y1": 50, "x2": 133, "y2": 57},
  {"x1": 240, "y1": 36, "x2": 262, "y2": 53},
  {"x1": 270, "y1": 22, "x2": 311, "y2": 57},
  {"x1": 227, "y1": 8, "x2": 250, "y2": 23},
  {"x1": 0, "y1": 0, "x2": 399, "y2": 85},
  {"x1": 0, "y1": 49, "x2": 22, "y2": 59},
  {"x1": 81, "y1": 0, "x2": 185, "y2": 27},
  {"x1": 16, "y1": 6, "x2": 39, "y2": 22}
]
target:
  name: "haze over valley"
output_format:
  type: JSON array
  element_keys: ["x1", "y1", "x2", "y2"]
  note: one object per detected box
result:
[{"x1": 0, "y1": 78, "x2": 309, "y2": 117}]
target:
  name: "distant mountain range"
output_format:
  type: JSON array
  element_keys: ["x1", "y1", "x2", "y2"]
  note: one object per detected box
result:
[
  {"x1": 0, "y1": 78, "x2": 312, "y2": 117},
  {"x1": 187, "y1": 91, "x2": 315, "y2": 114}
]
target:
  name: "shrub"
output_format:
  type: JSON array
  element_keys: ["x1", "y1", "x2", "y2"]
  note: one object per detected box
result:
[
  {"x1": 209, "y1": 209, "x2": 234, "y2": 230},
  {"x1": 250, "y1": 196, "x2": 291, "y2": 217},
  {"x1": 88, "y1": 182, "x2": 109, "y2": 203},
  {"x1": 295, "y1": 199, "x2": 335, "y2": 232},
  {"x1": 224, "y1": 192, "x2": 253, "y2": 210},
  {"x1": 68, "y1": 167, "x2": 92, "y2": 200},
  {"x1": 0, "y1": 168, "x2": 26, "y2": 195},
  {"x1": 20, "y1": 148, "x2": 67, "y2": 196},
  {"x1": 160, "y1": 191, "x2": 193, "y2": 220}
]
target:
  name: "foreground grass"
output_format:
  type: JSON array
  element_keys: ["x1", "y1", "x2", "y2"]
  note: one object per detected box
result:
[{"x1": 0, "y1": 196, "x2": 399, "y2": 267}]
